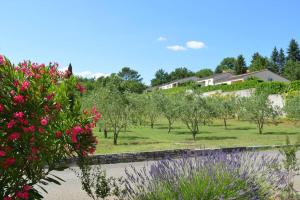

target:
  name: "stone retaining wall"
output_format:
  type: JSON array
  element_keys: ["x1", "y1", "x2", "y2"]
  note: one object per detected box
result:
[{"x1": 64, "y1": 145, "x2": 288, "y2": 166}]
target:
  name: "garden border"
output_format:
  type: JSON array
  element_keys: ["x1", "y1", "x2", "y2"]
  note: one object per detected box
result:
[{"x1": 64, "y1": 144, "x2": 293, "y2": 166}]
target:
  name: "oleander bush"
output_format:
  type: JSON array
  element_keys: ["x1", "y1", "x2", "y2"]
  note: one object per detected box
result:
[
  {"x1": 0, "y1": 55, "x2": 101, "y2": 199},
  {"x1": 123, "y1": 151, "x2": 287, "y2": 200}
]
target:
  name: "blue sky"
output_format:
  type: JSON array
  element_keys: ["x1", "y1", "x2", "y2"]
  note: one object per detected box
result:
[{"x1": 1, "y1": 0, "x2": 300, "y2": 84}]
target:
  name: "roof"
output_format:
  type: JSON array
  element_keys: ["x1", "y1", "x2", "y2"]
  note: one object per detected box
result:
[
  {"x1": 214, "y1": 69, "x2": 290, "y2": 83},
  {"x1": 197, "y1": 72, "x2": 233, "y2": 83},
  {"x1": 150, "y1": 69, "x2": 289, "y2": 90},
  {"x1": 158, "y1": 76, "x2": 201, "y2": 87},
  {"x1": 157, "y1": 72, "x2": 234, "y2": 88}
]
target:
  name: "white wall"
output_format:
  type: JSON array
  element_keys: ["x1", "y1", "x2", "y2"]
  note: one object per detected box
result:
[
  {"x1": 159, "y1": 83, "x2": 176, "y2": 90},
  {"x1": 268, "y1": 94, "x2": 285, "y2": 109},
  {"x1": 202, "y1": 89, "x2": 285, "y2": 109}
]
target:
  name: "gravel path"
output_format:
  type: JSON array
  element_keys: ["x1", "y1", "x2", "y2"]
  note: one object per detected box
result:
[{"x1": 42, "y1": 151, "x2": 300, "y2": 200}]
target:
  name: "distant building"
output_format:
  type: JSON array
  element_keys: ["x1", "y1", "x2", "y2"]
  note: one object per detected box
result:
[{"x1": 154, "y1": 69, "x2": 290, "y2": 90}]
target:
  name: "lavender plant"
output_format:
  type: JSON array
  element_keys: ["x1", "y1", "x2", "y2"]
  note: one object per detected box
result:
[{"x1": 123, "y1": 151, "x2": 286, "y2": 200}]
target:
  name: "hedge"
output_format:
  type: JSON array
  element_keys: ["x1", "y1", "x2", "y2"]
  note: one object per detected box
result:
[{"x1": 161, "y1": 80, "x2": 300, "y2": 95}]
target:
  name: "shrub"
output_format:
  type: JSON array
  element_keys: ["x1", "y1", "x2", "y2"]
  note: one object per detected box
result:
[
  {"x1": 256, "y1": 81, "x2": 288, "y2": 94},
  {"x1": 285, "y1": 91, "x2": 300, "y2": 121},
  {"x1": 0, "y1": 55, "x2": 100, "y2": 199},
  {"x1": 240, "y1": 93, "x2": 281, "y2": 134},
  {"x1": 198, "y1": 80, "x2": 262, "y2": 93},
  {"x1": 123, "y1": 151, "x2": 286, "y2": 200},
  {"x1": 288, "y1": 80, "x2": 300, "y2": 92}
]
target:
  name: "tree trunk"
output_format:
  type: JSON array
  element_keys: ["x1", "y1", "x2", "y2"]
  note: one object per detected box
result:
[
  {"x1": 203, "y1": 119, "x2": 206, "y2": 126},
  {"x1": 192, "y1": 131, "x2": 196, "y2": 141},
  {"x1": 224, "y1": 118, "x2": 227, "y2": 129},
  {"x1": 113, "y1": 127, "x2": 118, "y2": 145},
  {"x1": 168, "y1": 119, "x2": 172, "y2": 133},
  {"x1": 104, "y1": 127, "x2": 108, "y2": 138},
  {"x1": 258, "y1": 121, "x2": 263, "y2": 134},
  {"x1": 151, "y1": 121, "x2": 154, "y2": 129}
]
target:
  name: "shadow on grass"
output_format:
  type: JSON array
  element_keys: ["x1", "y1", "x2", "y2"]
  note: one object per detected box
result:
[
  {"x1": 173, "y1": 131, "x2": 211, "y2": 135},
  {"x1": 227, "y1": 127, "x2": 255, "y2": 130},
  {"x1": 106, "y1": 135, "x2": 149, "y2": 140},
  {"x1": 120, "y1": 141, "x2": 161, "y2": 145},
  {"x1": 263, "y1": 131, "x2": 298, "y2": 135},
  {"x1": 207, "y1": 124, "x2": 228, "y2": 127},
  {"x1": 186, "y1": 136, "x2": 237, "y2": 141},
  {"x1": 155, "y1": 126, "x2": 183, "y2": 130}
]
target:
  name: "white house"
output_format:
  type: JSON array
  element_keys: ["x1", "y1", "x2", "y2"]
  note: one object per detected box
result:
[{"x1": 155, "y1": 69, "x2": 289, "y2": 90}]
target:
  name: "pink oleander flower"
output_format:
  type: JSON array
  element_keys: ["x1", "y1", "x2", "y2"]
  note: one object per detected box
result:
[
  {"x1": 71, "y1": 125, "x2": 83, "y2": 143},
  {"x1": 8, "y1": 132, "x2": 20, "y2": 141},
  {"x1": 55, "y1": 131, "x2": 62, "y2": 138},
  {"x1": 89, "y1": 147, "x2": 95, "y2": 155},
  {"x1": 76, "y1": 83, "x2": 85, "y2": 93},
  {"x1": 38, "y1": 127, "x2": 45, "y2": 133},
  {"x1": 16, "y1": 191, "x2": 29, "y2": 199},
  {"x1": 23, "y1": 185, "x2": 32, "y2": 191},
  {"x1": 20, "y1": 80, "x2": 30, "y2": 91},
  {"x1": 31, "y1": 147, "x2": 38, "y2": 154},
  {"x1": 13, "y1": 94, "x2": 25, "y2": 104},
  {"x1": 72, "y1": 125, "x2": 83, "y2": 135},
  {"x1": 7, "y1": 119, "x2": 16, "y2": 129},
  {"x1": 28, "y1": 125, "x2": 35, "y2": 132},
  {"x1": 13, "y1": 80, "x2": 19, "y2": 87},
  {"x1": 10, "y1": 90, "x2": 15, "y2": 96},
  {"x1": 40, "y1": 118, "x2": 48, "y2": 126},
  {"x1": 0, "y1": 54, "x2": 5, "y2": 65},
  {"x1": 3, "y1": 157, "x2": 16, "y2": 168},
  {"x1": 46, "y1": 93, "x2": 54, "y2": 101},
  {"x1": 14, "y1": 111, "x2": 24, "y2": 119},
  {"x1": 0, "y1": 150, "x2": 6, "y2": 157},
  {"x1": 0, "y1": 104, "x2": 4, "y2": 112}
]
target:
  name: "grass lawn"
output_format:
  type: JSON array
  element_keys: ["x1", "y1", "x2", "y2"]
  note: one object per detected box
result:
[{"x1": 94, "y1": 118, "x2": 300, "y2": 154}]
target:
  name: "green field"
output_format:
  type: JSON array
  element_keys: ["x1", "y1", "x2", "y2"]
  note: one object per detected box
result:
[{"x1": 94, "y1": 118, "x2": 300, "y2": 154}]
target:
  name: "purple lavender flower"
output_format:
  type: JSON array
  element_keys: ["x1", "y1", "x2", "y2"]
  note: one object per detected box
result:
[{"x1": 123, "y1": 150, "x2": 286, "y2": 200}]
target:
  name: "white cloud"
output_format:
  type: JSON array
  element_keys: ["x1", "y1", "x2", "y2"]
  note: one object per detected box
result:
[
  {"x1": 186, "y1": 40, "x2": 206, "y2": 49},
  {"x1": 166, "y1": 45, "x2": 186, "y2": 51},
  {"x1": 75, "y1": 71, "x2": 110, "y2": 79},
  {"x1": 157, "y1": 36, "x2": 167, "y2": 41}
]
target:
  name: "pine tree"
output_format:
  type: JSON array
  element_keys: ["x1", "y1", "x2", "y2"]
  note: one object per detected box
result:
[
  {"x1": 278, "y1": 48, "x2": 286, "y2": 74},
  {"x1": 235, "y1": 55, "x2": 247, "y2": 75},
  {"x1": 270, "y1": 47, "x2": 280, "y2": 73},
  {"x1": 287, "y1": 39, "x2": 300, "y2": 62}
]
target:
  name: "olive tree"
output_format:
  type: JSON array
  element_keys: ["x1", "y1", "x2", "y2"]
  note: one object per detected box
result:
[
  {"x1": 157, "y1": 93, "x2": 181, "y2": 133},
  {"x1": 82, "y1": 87, "x2": 111, "y2": 138},
  {"x1": 240, "y1": 93, "x2": 281, "y2": 134},
  {"x1": 212, "y1": 95, "x2": 236, "y2": 129},
  {"x1": 127, "y1": 93, "x2": 147, "y2": 126},
  {"x1": 105, "y1": 90, "x2": 130, "y2": 144},
  {"x1": 179, "y1": 93, "x2": 207, "y2": 140},
  {"x1": 145, "y1": 92, "x2": 161, "y2": 128}
]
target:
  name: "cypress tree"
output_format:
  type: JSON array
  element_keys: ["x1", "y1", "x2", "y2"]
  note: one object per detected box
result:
[
  {"x1": 270, "y1": 47, "x2": 280, "y2": 73},
  {"x1": 287, "y1": 39, "x2": 300, "y2": 62},
  {"x1": 235, "y1": 55, "x2": 247, "y2": 75},
  {"x1": 278, "y1": 48, "x2": 286, "y2": 74}
]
